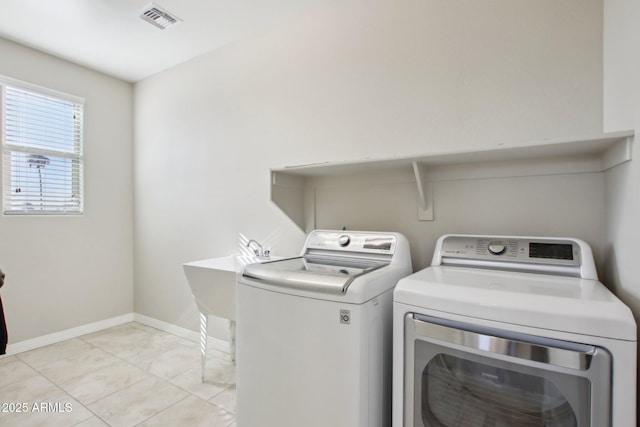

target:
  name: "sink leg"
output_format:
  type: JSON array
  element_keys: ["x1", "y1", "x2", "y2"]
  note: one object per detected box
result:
[
  {"x1": 200, "y1": 312, "x2": 208, "y2": 383},
  {"x1": 229, "y1": 320, "x2": 236, "y2": 365}
]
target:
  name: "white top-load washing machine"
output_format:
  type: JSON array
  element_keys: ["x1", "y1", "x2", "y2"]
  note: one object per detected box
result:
[
  {"x1": 393, "y1": 235, "x2": 637, "y2": 427},
  {"x1": 236, "y1": 230, "x2": 412, "y2": 427}
]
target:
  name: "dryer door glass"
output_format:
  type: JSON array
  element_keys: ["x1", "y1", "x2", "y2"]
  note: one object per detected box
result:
[
  {"x1": 421, "y1": 353, "x2": 582, "y2": 426},
  {"x1": 405, "y1": 314, "x2": 612, "y2": 427}
]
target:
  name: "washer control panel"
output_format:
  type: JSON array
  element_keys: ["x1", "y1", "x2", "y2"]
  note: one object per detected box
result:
[
  {"x1": 306, "y1": 230, "x2": 398, "y2": 254},
  {"x1": 439, "y1": 235, "x2": 582, "y2": 267}
]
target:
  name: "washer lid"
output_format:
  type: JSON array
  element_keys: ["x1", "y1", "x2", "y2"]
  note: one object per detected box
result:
[
  {"x1": 241, "y1": 255, "x2": 389, "y2": 294},
  {"x1": 394, "y1": 266, "x2": 636, "y2": 341}
]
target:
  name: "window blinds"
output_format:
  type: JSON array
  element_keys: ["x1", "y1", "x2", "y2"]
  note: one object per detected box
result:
[{"x1": 1, "y1": 82, "x2": 84, "y2": 214}]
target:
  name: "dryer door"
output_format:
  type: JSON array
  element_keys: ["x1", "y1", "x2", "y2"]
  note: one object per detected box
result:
[{"x1": 403, "y1": 314, "x2": 611, "y2": 427}]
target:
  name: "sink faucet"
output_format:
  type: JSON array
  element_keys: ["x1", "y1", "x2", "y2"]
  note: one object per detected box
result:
[{"x1": 246, "y1": 239, "x2": 270, "y2": 259}]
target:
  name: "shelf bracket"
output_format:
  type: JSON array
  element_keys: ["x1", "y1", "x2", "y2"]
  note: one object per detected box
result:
[{"x1": 412, "y1": 161, "x2": 434, "y2": 221}]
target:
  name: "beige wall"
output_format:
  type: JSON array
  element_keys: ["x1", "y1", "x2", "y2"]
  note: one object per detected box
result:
[
  {"x1": 311, "y1": 169, "x2": 606, "y2": 272},
  {"x1": 0, "y1": 38, "x2": 134, "y2": 343},
  {"x1": 134, "y1": 0, "x2": 605, "y2": 340},
  {"x1": 603, "y1": 0, "x2": 640, "y2": 327},
  {"x1": 2, "y1": 0, "x2": 633, "y2": 356}
]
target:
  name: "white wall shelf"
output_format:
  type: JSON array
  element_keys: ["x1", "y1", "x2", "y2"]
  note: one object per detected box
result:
[{"x1": 271, "y1": 130, "x2": 634, "y2": 231}]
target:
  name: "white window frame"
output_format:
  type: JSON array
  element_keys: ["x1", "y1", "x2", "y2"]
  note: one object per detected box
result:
[{"x1": 1, "y1": 76, "x2": 84, "y2": 215}]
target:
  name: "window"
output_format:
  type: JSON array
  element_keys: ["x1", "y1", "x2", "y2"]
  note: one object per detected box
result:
[{"x1": 1, "y1": 77, "x2": 84, "y2": 215}]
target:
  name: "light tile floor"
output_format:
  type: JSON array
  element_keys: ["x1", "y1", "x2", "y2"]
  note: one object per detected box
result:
[{"x1": 0, "y1": 322, "x2": 237, "y2": 427}]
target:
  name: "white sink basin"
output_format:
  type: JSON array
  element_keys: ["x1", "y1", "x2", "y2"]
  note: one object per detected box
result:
[
  {"x1": 183, "y1": 255, "x2": 276, "y2": 321},
  {"x1": 184, "y1": 253, "x2": 284, "y2": 379}
]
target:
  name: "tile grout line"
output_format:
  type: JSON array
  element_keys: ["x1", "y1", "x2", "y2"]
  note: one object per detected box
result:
[
  {"x1": 15, "y1": 343, "x2": 114, "y2": 426},
  {"x1": 131, "y1": 394, "x2": 192, "y2": 427},
  {"x1": 3, "y1": 322, "x2": 237, "y2": 426},
  {"x1": 0, "y1": 356, "x2": 99, "y2": 426}
]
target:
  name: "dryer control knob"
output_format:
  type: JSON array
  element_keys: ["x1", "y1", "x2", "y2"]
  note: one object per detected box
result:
[
  {"x1": 488, "y1": 241, "x2": 507, "y2": 255},
  {"x1": 338, "y1": 235, "x2": 351, "y2": 247}
]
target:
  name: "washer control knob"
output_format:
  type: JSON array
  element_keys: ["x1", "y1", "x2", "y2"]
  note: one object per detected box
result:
[
  {"x1": 488, "y1": 241, "x2": 507, "y2": 255},
  {"x1": 338, "y1": 235, "x2": 351, "y2": 247}
]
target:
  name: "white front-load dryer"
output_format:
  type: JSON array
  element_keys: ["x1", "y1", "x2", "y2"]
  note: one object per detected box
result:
[{"x1": 393, "y1": 235, "x2": 636, "y2": 427}]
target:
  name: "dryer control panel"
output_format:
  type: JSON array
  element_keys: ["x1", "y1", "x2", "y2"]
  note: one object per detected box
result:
[
  {"x1": 432, "y1": 235, "x2": 597, "y2": 279},
  {"x1": 439, "y1": 236, "x2": 580, "y2": 264}
]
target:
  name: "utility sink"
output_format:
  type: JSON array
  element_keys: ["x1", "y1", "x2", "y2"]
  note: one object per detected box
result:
[
  {"x1": 183, "y1": 254, "x2": 268, "y2": 321},
  {"x1": 184, "y1": 253, "x2": 283, "y2": 380}
]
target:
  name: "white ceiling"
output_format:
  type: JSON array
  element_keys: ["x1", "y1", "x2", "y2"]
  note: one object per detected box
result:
[{"x1": 0, "y1": 0, "x2": 327, "y2": 82}]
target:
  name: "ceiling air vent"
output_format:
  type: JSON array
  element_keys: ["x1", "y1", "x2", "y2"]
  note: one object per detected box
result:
[{"x1": 140, "y1": 4, "x2": 181, "y2": 30}]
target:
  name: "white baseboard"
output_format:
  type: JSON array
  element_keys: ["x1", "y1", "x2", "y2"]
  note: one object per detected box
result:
[
  {"x1": 1, "y1": 312, "x2": 230, "y2": 357},
  {"x1": 3, "y1": 313, "x2": 135, "y2": 356},
  {"x1": 133, "y1": 313, "x2": 231, "y2": 354}
]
